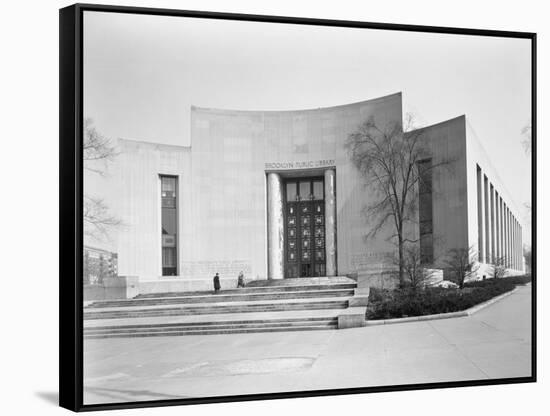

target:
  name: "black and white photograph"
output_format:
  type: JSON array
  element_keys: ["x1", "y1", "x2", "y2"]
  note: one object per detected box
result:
[{"x1": 60, "y1": 3, "x2": 535, "y2": 411}]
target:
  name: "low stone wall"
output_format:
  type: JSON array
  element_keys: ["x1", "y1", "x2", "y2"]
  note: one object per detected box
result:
[
  {"x1": 354, "y1": 268, "x2": 444, "y2": 289},
  {"x1": 338, "y1": 307, "x2": 367, "y2": 329},
  {"x1": 355, "y1": 271, "x2": 400, "y2": 290},
  {"x1": 83, "y1": 284, "x2": 106, "y2": 301},
  {"x1": 83, "y1": 276, "x2": 139, "y2": 300}
]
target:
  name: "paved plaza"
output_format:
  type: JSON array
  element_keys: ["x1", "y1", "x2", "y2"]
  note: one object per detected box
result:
[{"x1": 83, "y1": 285, "x2": 532, "y2": 405}]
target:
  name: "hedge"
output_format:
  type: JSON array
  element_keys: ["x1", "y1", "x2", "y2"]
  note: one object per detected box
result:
[{"x1": 367, "y1": 275, "x2": 531, "y2": 320}]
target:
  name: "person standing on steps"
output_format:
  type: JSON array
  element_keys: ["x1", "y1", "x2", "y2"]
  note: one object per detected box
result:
[
  {"x1": 213, "y1": 272, "x2": 221, "y2": 293},
  {"x1": 237, "y1": 270, "x2": 245, "y2": 288}
]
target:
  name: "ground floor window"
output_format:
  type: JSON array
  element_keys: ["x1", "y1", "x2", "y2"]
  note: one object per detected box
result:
[{"x1": 161, "y1": 175, "x2": 178, "y2": 276}]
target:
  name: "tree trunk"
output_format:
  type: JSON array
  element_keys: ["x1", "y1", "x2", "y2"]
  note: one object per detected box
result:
[{"x1": 398, "y1": 234, "x2": 405, "y2": 287}]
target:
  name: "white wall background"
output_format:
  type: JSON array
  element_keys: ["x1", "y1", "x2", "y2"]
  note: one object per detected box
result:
[{"x1": 0, "y1": 0, "x2": 546, "y2": 415}]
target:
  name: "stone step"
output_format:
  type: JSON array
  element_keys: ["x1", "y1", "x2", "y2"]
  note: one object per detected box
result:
[
  {"x1": 86, "y1": 296, "x2": 352, "y2": 313},
  {"x1": 245, "y1": 276, "x2": 355, "y2": 287},
  {"x1": 82, "y1": 275, "x2": 363, "y2": 336},
  {"x1": 85, "y1": 316, "x2": 337, "y2": 331},
  {"x1": 85, "y1": 319, "x2": 337, "y2": 334},
  {"x1": 84, "y1": 323, "x2": 338, "y2": 339},
  {"x1": 134, "y1": 282, "x2": 356, "y2": 299},
  {"x1": 84, "y1": 299, "x2": 349, "y2": 320},
  {"x1": 87, "y1": 288, "x2": 355, "y2": 309},
  {"x1": 84, "y1": 308, "x2": 346, "y2": 328}
]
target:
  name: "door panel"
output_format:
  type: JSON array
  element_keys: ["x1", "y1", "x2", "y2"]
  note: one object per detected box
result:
[{"x1": 286, "y1": 202, "x2": 299, "y2": 278}]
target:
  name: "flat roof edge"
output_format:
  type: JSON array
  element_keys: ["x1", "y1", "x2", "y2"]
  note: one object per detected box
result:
[
  {"x1": 190, "y1": 92, "x2": 402, "y2": 115},
  {"x1": 407, "y1": 114, "x2": 466, "y2": 134},
  {"x1": 117, "y1": 137, "x2": 191, "y2": 150}
]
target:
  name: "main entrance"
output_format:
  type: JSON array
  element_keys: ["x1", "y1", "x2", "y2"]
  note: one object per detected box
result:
[{"x1": 284, "y1": 178, "x2": 326, "y2": 278}]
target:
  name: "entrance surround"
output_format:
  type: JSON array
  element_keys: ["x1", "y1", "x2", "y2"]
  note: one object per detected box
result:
[
  {"x1": 324, "y1": 169, "x2": 337, "y2": 276},
  {"x1": 267, "y1": 172, "x2": 285, "y2": 279}
]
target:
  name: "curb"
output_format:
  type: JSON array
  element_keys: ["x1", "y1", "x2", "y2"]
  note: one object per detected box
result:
[
  {"x1": 465, "y1": 286, "x2": 519, "y2": 316},
  {"x1": 366, "y1": 286, "x2": 519, "y2": 326}
]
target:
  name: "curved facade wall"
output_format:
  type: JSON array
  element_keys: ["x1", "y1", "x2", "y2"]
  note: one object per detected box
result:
[{"x1": 187, "y1": 92, "x2": 403, "y2": 285}]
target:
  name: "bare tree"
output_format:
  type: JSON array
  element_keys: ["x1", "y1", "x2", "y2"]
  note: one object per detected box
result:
[
  {"x1": 490, "y1": 256, "x2": 508, "y2": 279},
  {"x1": 345, "y1": 114, "x2": 451, "y2": 286},
  {"x1": 84, "y1": 196, "x2": 121, "y2": 240},
  {"x1": 443, "y1": 246, "x2": 479, "y2": 289},
  {"x1": 84, "y1": 118, "x2": 118, "y2": 176},
  {"x1": 83, "y1": 118, "x2": 121, "y2": 240}
]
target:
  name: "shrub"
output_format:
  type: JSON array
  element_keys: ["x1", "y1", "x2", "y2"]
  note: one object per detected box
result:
[
  {"x1": 506, "y1": 275, "x2": 532, "y2": 285},
  {"x1": 464, "y1": 274, "x2": 530, "y2": 289},
  {"x1": 367, "y1": 275, "x2": 529, "y2": 320}
]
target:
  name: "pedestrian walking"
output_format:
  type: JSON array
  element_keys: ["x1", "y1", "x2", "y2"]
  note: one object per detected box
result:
[{"x1": 237, "y1": 271, "x2": 245, "y2": 288}]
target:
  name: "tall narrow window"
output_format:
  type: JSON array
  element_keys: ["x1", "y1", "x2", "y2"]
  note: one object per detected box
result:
[
  {"x1": 476, "y1": 166, "x2": 484, "y2": 262},
  {"x1": 495, "y1": 191, "x2": 500, "y2": 260},
  {"x1": 418, "y1": 159, "x2": 433, "y2": 264},
  {"x1": 503, "y1": 203, "x2": 510, "y2": 267},
  {"x1": 490, "y1": 183, "x2": 495, "y2": 263},
  {"x1": 161, "y1": 176, "x2": 178, "y2": 276},
  {"x1": 499, "y1": 197, "x2": 504, "y2": 263},
  {"x1": 484, "y1": 175, "x2": 490, "y2": 262}
]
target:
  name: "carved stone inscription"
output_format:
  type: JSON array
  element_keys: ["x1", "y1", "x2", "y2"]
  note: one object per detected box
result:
[
  {"x1": 350, "y1": 252, "x2": 395, "y2": 272},
  {"x1": 265, "y1": 160, "x2": 335, "y2": 171},
  {"x1": 180, "y1": 260, "x2": 252, "y2": 278}
]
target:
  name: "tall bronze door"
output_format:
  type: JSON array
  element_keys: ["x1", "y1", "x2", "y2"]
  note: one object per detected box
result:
[{"x1": 284, "y1": 178, "x2": 326, "y2": 278}]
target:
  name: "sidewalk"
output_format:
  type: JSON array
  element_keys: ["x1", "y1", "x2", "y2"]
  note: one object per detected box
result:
[{"x1": 83, "y1": 285, "x2": 532, "y2": 404}]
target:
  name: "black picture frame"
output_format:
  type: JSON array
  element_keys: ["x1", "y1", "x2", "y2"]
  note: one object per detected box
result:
[{"x1": 59, "y1": 3, "x2": 537, "y2": 412}]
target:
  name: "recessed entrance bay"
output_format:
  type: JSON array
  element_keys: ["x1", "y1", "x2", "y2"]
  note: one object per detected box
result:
[
  {"x1": 267, "y1": 169, "x2": 337, "y2": 279},
  {"x1": 285, "y1": 177, "x2": 326, "y2": 278}
]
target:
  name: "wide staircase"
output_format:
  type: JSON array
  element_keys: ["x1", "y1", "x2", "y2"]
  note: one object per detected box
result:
[{"x1": 84, "y1": 277, "x2": 361, "y2": 339}]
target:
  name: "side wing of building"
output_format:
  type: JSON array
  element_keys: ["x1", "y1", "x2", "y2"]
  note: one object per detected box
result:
[{"x1": 465, "y1": 123, "x2": 525, "y2": 276}]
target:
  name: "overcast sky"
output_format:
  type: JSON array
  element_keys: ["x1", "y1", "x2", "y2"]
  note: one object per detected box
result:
[{"x1": 83, "y1": 11, "x2": 532, "y2": 240}]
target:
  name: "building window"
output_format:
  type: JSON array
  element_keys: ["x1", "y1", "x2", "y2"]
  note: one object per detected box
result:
[
  {"x1": 418, "y1": 159, "x2": 433, "y2": 264},
  {"x1": 313, "y1": 180, "x2": 324, "y2": 200},
  {"x1": 484, "y1": 175, "x2": 490, "y2": 262},
  {"x1": 286, "y1": 182, "x2": 297, "y2": 202},
  {"x1": 161, "y1": 176, "x2": 178, "y2": 276},
  {"x1": 490, "y1": 183, "x2": 495, "y2": 263},
  {"x1": 499, "y1": 196, "x2": 504, "y2": 264},
  {"x1": 476, "y1": 166, "x2": 484, "y2": 263},
  {"x1": 495, "y1": 191, "x2": 500, "y2": 260},
  {"x1": 299, "y1": 181, "x2": 311, "y2": 200}
]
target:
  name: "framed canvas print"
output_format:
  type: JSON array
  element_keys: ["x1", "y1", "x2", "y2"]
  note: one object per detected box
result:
[{"x1": 59, "y1": 3, "x2": 536, "y2": 412}]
